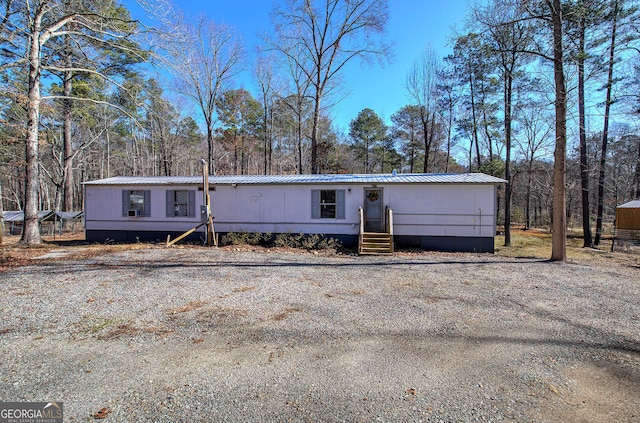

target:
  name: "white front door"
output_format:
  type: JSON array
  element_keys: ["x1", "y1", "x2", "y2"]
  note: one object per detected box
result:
[{"x1": 364, "y1": 188, "x2": 383, "y2": 232}]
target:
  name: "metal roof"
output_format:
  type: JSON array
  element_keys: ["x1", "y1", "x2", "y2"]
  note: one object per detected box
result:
[
  {"x1": 84, "y1": 173, "x2": 506, "y2": 186},
  {"x1": 618, "y1": 200, "x2": 640, "y2": 209},
  {"x1": 2, "y1": 211, "x2": 84, "y2": 222},
  {"x1": 2, "y1": 210, "x2": 55, "y2": 222}
]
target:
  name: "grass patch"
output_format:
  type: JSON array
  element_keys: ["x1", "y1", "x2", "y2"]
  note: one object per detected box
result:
[{"x1": 495, "y1": 228, "x2": 639, "y2": 267}]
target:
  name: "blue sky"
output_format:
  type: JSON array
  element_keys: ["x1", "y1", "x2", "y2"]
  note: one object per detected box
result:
[{"x1": 127, "y1": 0, "x2": 471, "y2": 130}]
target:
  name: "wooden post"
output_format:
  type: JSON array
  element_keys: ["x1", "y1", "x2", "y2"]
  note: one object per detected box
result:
[
  {"x1": 202, "y1": 159, "x2": 217, "y2": 247},
  {"x1": 166, "y1": 159, "x2": 216, "y2": 247}
]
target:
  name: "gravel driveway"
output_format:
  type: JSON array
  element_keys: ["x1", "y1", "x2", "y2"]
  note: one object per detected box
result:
[{"x1": 1, "y1": 247, "x2": 639, "y2": 422}]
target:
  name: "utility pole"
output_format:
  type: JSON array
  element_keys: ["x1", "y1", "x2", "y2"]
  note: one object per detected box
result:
[{"x1": 201, "y1": 159, "x2": 216, "y2": 246}]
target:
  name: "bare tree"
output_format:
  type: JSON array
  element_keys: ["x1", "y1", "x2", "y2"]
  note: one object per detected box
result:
[
  {"x1": 406, "y1": 45, "x2": 441, "y2": 173},
  {"x1": 1, "y1": 0, "x2": 144, "y2": 244},
  {"x1": 276, "y1": 44, "x2": 313, "y2": 174},
  {"x1": 476, "y1": 0, "x2": 533, "y2": 246},
  {"x1": 514, "y1": 83, "x2": 554, "y2": 230},
  {"x1": 255, "y1": 56, "x2": 276, "y2": 175},
  {"x1": 594, "y1": 0, "x2": 619, "y2": 245},
  {"x1": 268, "y1": 0, "x2": 392, "y2": 174},
  {"x1": 159, "y1": 13, "x2": 244, "y2": 175}
]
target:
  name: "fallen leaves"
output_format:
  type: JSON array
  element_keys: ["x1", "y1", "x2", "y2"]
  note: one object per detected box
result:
[
  {"x1": 92, "y1": 407, "x2": 111, "y2": 419},
  {"x1": 166, "y1": 300, "x2": 207, "y2": 315},
  {"x1": 231, "y1": 286, "x2": 256, "y2": 293},
  {"x1": 273, "y1": 308, "x2": 300, "y2": 321}
]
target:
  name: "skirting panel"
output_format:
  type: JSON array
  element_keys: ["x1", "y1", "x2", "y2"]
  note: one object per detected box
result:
[
  {"x1": 86, "y1": 231, "x2": 495, "y2": 253},
  {"x1": 394, "y1": 235, "x2": 495, "y2": 253}
]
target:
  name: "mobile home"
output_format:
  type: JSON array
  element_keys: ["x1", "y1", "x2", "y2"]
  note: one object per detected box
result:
[{"x1": 84, "y1": 173, "x2": 505, "y2": 253}]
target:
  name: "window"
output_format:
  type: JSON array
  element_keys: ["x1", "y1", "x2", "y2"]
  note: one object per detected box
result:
[
  {"x1": 166, "y1": 190, "x2": 196, "y2": 217},
  {"x1": 122, "y1": 190, "x2": 150, "y2": 217},
  {"x1": 311, "y1": 189, "x2": 345, "y2": 219}
]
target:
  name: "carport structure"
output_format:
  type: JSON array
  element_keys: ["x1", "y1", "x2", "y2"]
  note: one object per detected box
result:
[{"x1": 2, "y1": 210, "x2": 84, "y2": 235}]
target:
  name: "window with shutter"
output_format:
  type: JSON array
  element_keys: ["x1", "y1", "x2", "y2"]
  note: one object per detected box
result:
[
  {"x1": 123, "y1": 190, "x2": 150, "y2": 217},
  {"x1": 311, "y1": 189, "x2": 345, "y2": 219},
  {"x1": 166, "y1": 190, "x2": 196, "y2": 217}
]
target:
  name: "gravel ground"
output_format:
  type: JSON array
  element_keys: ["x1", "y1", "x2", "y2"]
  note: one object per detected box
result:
[{"x1": 1, "y1": 247, "x2": 639, "y2": 422}]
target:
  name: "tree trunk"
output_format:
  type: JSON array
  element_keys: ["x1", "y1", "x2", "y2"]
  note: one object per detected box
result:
[
  {"x1": 525, "y1": 161, "x2": 533, "y2": 230},
  {"x1": 22, "y1": 22, "x2": 43, "y2": 245},
  {"x1": 549, "y1": 0, "x2": 567, "y2": 262},
  {"x1": 445, "y1": 103, "x2": 453, "y2": 173},
  {"x1": 206, "y1": 122, "x2": 214, "y2": 175},
  {"x1": 269, "y1": 108, "x2": 274, "y2": 175},
  {"x1": 422, "y1": 110, "x2": 430, "y2": 173},
  {"x1": 578, "y1": 15, "x2": 593, "y2": 247},
  {"x1": 594, "y1": 0, "x2": 618, "y2": 245},
  {"x1": 297, "y1": 107, "x2": 303, "y2": 175},
  {"x1": 504, "y1": 74, "x2": 513, "y2": 246},
  {"x1": 63, "y1": 70, "x2": 74, "y2": 213},
  {"x1": 263, "y1": 105, "x2": 268, "y2": 175},
  {"x1": 635, "y1": 135, "x2": 640, "y2": 198},
  {"x1": 311, "y1": 97, "x2": 321, "y2": 174},
  {"x1": 469, "y1": 73, "x2": 482, "y2": 169},
  {"x1": 0, "y1": 179, "x2": 4, "y2": 245}
]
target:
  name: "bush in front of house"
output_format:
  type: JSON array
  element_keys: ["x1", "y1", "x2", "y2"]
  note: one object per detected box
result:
[
  {"x1": 222, "y1": 231, "x2": 342, "y2": 252},
  {"x1": 221, "y1": 231, "x2": 272, "y2": 246}
]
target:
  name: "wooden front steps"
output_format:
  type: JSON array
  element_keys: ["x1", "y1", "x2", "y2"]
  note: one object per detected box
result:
[{"x1": 359, "y1": 232, "x2": 394, "y2": 255}]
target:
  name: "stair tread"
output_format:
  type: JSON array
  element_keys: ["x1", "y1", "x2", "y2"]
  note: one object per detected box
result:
[{"x1": 359, "y1": 230, "x2": 393, "y2": 255}]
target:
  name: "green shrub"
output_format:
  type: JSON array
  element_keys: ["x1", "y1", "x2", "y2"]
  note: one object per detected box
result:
[
  {"x1": 227, "y1": 230, "x2": 341, "y2": 251},
  {"x1": 221, "y1": 230, "x2": 271, "y2": 246}
]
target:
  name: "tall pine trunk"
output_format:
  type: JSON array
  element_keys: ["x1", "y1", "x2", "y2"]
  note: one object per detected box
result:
[
  {"x1": 549, "y1": 0, "x2": 567, "y2": 262},
  {"x1": 469, "y1": 73, "x2": 482, "y2": 169},
  {"x1": 594, "y1": 0, "x2": 618, "y2": 245},
  {"x1": 63, "y1": 70, "x2": 74, "y2": 213},
  {"x1": 503, "y1": 73, "x2": 513, "y2": 246},
  {"x1": 22, "y1": 18, "x2": 43, "y2": 245},
  {"x1": 578, "y1": 15, "x2": 593, "y2": 247}
]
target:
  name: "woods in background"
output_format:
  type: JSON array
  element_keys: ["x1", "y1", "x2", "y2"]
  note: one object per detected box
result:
[{"x1": 1, "y1": 0, "x2": 640, "y2": 253}]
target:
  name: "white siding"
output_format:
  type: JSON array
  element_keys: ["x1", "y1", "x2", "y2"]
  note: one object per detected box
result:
[
  {"x1": 85, "y1": 182, "x2": 497, "y2": 237},
  {"x1": 211, "y1": 185, "x2": 360, "y2": 235},
  {"x1": 85, "y1": 185, "x2": 201, "y2": 232},
  {"x1": 384, "y1": 184, "x2": 496, "y2": 237}
]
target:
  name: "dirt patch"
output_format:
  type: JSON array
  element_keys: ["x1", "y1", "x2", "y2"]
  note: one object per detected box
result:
[
  {"x1": 1, "y1": 248, "x2": 638, "y2": 422},
  {"x1": 543, "y1": 357, "x2": 640, "y2": 422}
]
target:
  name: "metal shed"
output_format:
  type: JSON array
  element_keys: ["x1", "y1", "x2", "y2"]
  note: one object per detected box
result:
[
  {"x1": 613, "y1": 200, "x2": 640, "y2": 250},
  {"x1": 616, "y1": 200, "x2": 640, "y2": 230}
]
